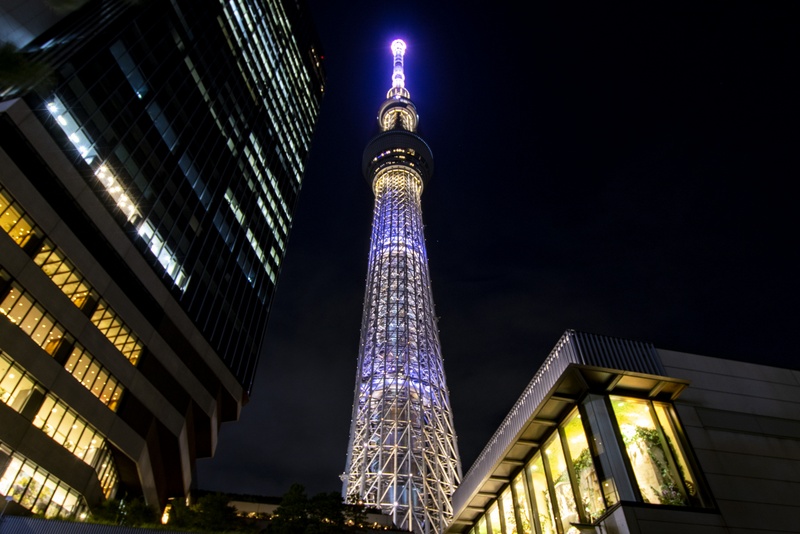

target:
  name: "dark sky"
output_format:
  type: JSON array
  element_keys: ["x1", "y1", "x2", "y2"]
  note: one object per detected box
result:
[{"x1": 196, "y1": 1, "x2": 798, "y2": 499}]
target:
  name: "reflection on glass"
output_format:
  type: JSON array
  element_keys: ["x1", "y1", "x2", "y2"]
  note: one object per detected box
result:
[
  {"x1": 527, "y1": 453, "x2": 556, "y2": 534},
  {"x1": 0, "y1": 353, "x2": 35, "y2": 412},
  {"x1": 487, "y1": 502, "x2": 501, "y2": 534},
  {"x1": 512, "y1": 474, "x2": 532, "y2": 534},
  {"x1": 562, "y1": 412, "x2": 605, "y2": 521},
  {"x1": 653, "y1": 403, "x2": 703, "y2": 506},
  {"x1": 501, "y1": 487, "x2": 518, "y2": 534},
  {"x1": 544, "y1": 434, "x2": 580, "y2": 534},
  {"x1": 475, "y1": 515, "x2": 487, "y2": 534},
  {"x1": 0, "y1": 192, "x2": 36, "y2": 247},
  {"x1": 610, "y1": 396, "x2": 687, "y2": 505},
  {"x1": 0, "y1": 451, "x2": 86, "y2": 517}
]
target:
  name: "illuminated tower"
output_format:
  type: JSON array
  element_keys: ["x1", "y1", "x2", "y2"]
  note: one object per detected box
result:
[{"x1": 343, "y1": 40, "x2": 461, "y2": 534}]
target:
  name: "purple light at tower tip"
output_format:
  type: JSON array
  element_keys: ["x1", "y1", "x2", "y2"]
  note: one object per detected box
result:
[{"x1": 391, "y1": 39, "x2": 407, "y2": 91}]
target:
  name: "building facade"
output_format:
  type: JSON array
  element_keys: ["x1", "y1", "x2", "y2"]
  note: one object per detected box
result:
[
  {"x1": 448, "y1": 330, "x2": 800, "y2": 533},
  {"x1": 0, "y1": 0, "x2": 324, "y2": 518},
  {"x1": 342, "y1": 40, "x2": 461, "y2": 534}
]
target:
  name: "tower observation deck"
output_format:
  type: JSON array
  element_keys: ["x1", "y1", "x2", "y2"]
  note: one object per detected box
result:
[{"x1": 343, "y1": 40, "x2": 462, "y2": 534}]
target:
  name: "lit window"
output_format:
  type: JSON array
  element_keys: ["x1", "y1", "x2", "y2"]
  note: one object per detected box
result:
[
  {"x1": 499, "y1": 487, "x2": 517, "y2": 534},
  {"x1": 487, "y1": 502, "x2": 501, "y2": 534},
  {"x1": 0, "y1": 448, "x2": 89, "y2": 518},
  {"x1": 610, "y1": 396, "x2": 700, "y2": 506},
  {"x1": 46, "y1": 96, "x2": 98, "y2": 163},
  {"x1": 511, "y1": 474, "x2": 532, "y2": 534},
  {"x1": 474, "y1": 515, "x2": 487, "y2": 534},
  {"x1": 561, "y1": 411, "x2": 605, "y2": 521},
  {"x1": 543, "y1": 433, "x2": 580, "y2": 533},
  {"x1": 526, "y1": 453, "x2": 556, "y2": 534}
]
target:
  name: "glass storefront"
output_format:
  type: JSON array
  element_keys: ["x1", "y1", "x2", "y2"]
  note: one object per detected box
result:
[
  {"x1": 526, "y1": 452, "x2": 557, "y2": 534},
  {"x1": 561, "y1": 411, "x2": 605, "y2": 522},
  {"x1": 499, "y1": 487, "x2": 517, "y2": 534},
  {"x1": 467, "y1": 395, "x2": 706, "y2": 534},
  {"x1": 610, "y1": 396, "x2": 701, "y2": 507},
  {"x1": 511, "y1": 473, "x2": 532, "y2": 534}
]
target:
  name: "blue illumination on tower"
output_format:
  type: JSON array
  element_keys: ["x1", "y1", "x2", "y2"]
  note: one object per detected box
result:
[{"x1": 343, "y1": 39, "x2": 462, "y2": 534}]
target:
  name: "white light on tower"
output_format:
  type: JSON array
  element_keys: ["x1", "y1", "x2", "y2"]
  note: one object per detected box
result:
[{"x1": 343, "y1": 39, "x2": 461, "y2": 534}]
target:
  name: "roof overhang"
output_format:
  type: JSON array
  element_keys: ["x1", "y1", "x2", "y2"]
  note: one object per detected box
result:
[{"x1": 448, "y1": 330, "x2": 690, "y2": 532}]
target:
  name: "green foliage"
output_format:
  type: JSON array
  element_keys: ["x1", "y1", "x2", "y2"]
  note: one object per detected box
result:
[
  {"x1": 0, "y1": 42, "x2": 54, "y2": 95},
  {"x1": 166, "y1": 497, "x2": 194, "y2": 528},
  {"x1": 91, "y1": 485, "x2": 372, "y2": 533},
  {"x1": 628, "y1": 425, "x2": 687, "y2": 506},
  {"x1": 44, "y1": 0, "x2": 92, "y2": 13},
  {"x1": 266, "y1": 484, "x2": 310, "y2": 534},
  {"x1": 90, "y1": 497, "x2": 157, "y2": 527},
  {"x1": 633, "y1": 426, "x2": 660, "y2": 447},
  {"x1": 572, "y1": 447, "x2": 593, "y2": 478},
  {"x1": 167, "y1": 492, "x2": 256, "y2": 532},
  {"x1": 194, "y1": 493, "x2": 239, "y2": 531},
  {"x1": 264, "y1": 484, "x2": 371, "y2": 534},
  {"x1": 308, "y1": 492, "x2": 346, "y2": 533},
  {"x1": 342, "y1": 494, "x2": 368, "y2": 529}
]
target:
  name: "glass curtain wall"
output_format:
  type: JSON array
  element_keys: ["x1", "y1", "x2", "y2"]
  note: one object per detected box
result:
[
  {"x1": 609, "y1": 396, "x2": 703, "y2": 507},
  {"x1": 466, "y1": 396, "x2": 706, "y2": 534}
]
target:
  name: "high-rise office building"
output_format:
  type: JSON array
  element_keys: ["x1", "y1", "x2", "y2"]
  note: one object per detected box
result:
[
  {"x1": 0, "y1": 0, "x2": 324, "y2": 518},
  {"x1": 343, "y1": 40, "x2": 461, "y2": 534}
]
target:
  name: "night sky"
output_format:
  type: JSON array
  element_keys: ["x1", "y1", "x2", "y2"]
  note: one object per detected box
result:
[{"x1": 196, "y1": 1, "x2": 798, "y2": 499}]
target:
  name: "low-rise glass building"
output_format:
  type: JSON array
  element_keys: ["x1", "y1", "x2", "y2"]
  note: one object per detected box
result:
[{"x1": 448, "y1": 330, "x2": 800, "y2": 533}]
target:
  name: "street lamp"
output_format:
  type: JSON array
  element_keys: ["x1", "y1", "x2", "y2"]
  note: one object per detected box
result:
[{"x1": 0, "y1": 495, "x2": 13, "y2": 522}]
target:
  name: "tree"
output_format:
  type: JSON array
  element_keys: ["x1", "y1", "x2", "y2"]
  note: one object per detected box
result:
[
  {"x1": 266, "y1": 484, "x2": 310, "y2": 534},
  {"x1": 264, "y1": 484, "x2": 372, "y2": 534},
  {"x1": 307, "y1": 492, "x2": 346, "y2": 534},
  {"x1": 193, "y1": 492, "x2": 240, "y2": 532},
  {"x1": 342, "y1": 495, "x2": 368, "y2": 529},
  {"x1": 90, "y1": 496, "x2": 157, "y2": 527},
  {"x1": 44, "y1": 0, "x2": 92, "y2": 13},
  {"x1": 0, "y1": 42, "x2": 54, "y2": 96}
]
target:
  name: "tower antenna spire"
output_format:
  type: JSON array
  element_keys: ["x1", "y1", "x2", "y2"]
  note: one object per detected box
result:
[{"x1": 389, "y1": 39, "x2": 410, "y2": 98}]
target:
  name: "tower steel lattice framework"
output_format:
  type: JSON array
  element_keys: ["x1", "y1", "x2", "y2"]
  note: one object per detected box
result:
[{"x1": 343, "y1": 40, "x2": 462, "y2": 534}]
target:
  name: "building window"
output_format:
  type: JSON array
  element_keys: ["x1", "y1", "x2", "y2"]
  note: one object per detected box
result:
[
  {"x1": 32, "y1": 395, "x2": 119, "y2": 498},
  {"x1": 33, "y1": 240, "x2": 93, "y2": 309},
  {"x1": 0, "y1": 352, "x2": 40, "y2": 413},
  {"x1": 526, "y1": 453, "x2": 557, "y2": 534},
  {"x1": 474, "y1": 515, "x2": 487, "y2": 534},
  {"x1": 487, "y1": 501, "x2": 501, "y2": 534},
  {"x1": 0, "y1": 191, "x2": 37, "y2": 248},
  {"x1": 0, "y1": 444, "x2": 88, "y2": 518},
  {"x1": 0, "y1": 353, "x2": 119, "y2": 499},
  {"x1": 1, "y1": 189, "x2": 144, "y2": 365},
  {"x1": 64, "y1": 346, "x2": 123, "y2": 411},
  {"x1": 543, "y1": 433, "x2": 580, "y2": 533},
  {"x1": 511, "y1": 473, "x2": 532, "y2": 534},
  {"x1": 560, "y1": 411, "x2": 605, "y2": 521},
  {"x1": 470, "y1": 393, "x2": 710, "y2": 534},
  {"x1": 0, "y1": 284, "x2": 66, "y2": 356},
  {"x1": 90, "y1": 301, "x2": 142, "y2": 365},
  {"x1": 609, "y1": 396, "x2": 701, "y2": 507},
  {"x1": 499, "y1": 487, "x2": 517, "y2": 534},
  {"x1": 0, "y1": 276, "x2": 124, "y2": 411}
]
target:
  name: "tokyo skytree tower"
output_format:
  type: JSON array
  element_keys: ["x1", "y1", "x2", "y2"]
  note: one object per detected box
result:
[{"x1": 343, "y1": 40, "x2": 462, "y2": 534}]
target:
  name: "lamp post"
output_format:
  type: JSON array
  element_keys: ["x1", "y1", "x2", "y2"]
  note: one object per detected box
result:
[{"x1": 0, "y1": 495, "x2": 14, "y2": 526}]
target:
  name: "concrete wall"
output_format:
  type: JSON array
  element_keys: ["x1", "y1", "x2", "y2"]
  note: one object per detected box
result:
[{"x1": 660, "y1": 349, "x2": 800, "y2": 533}]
